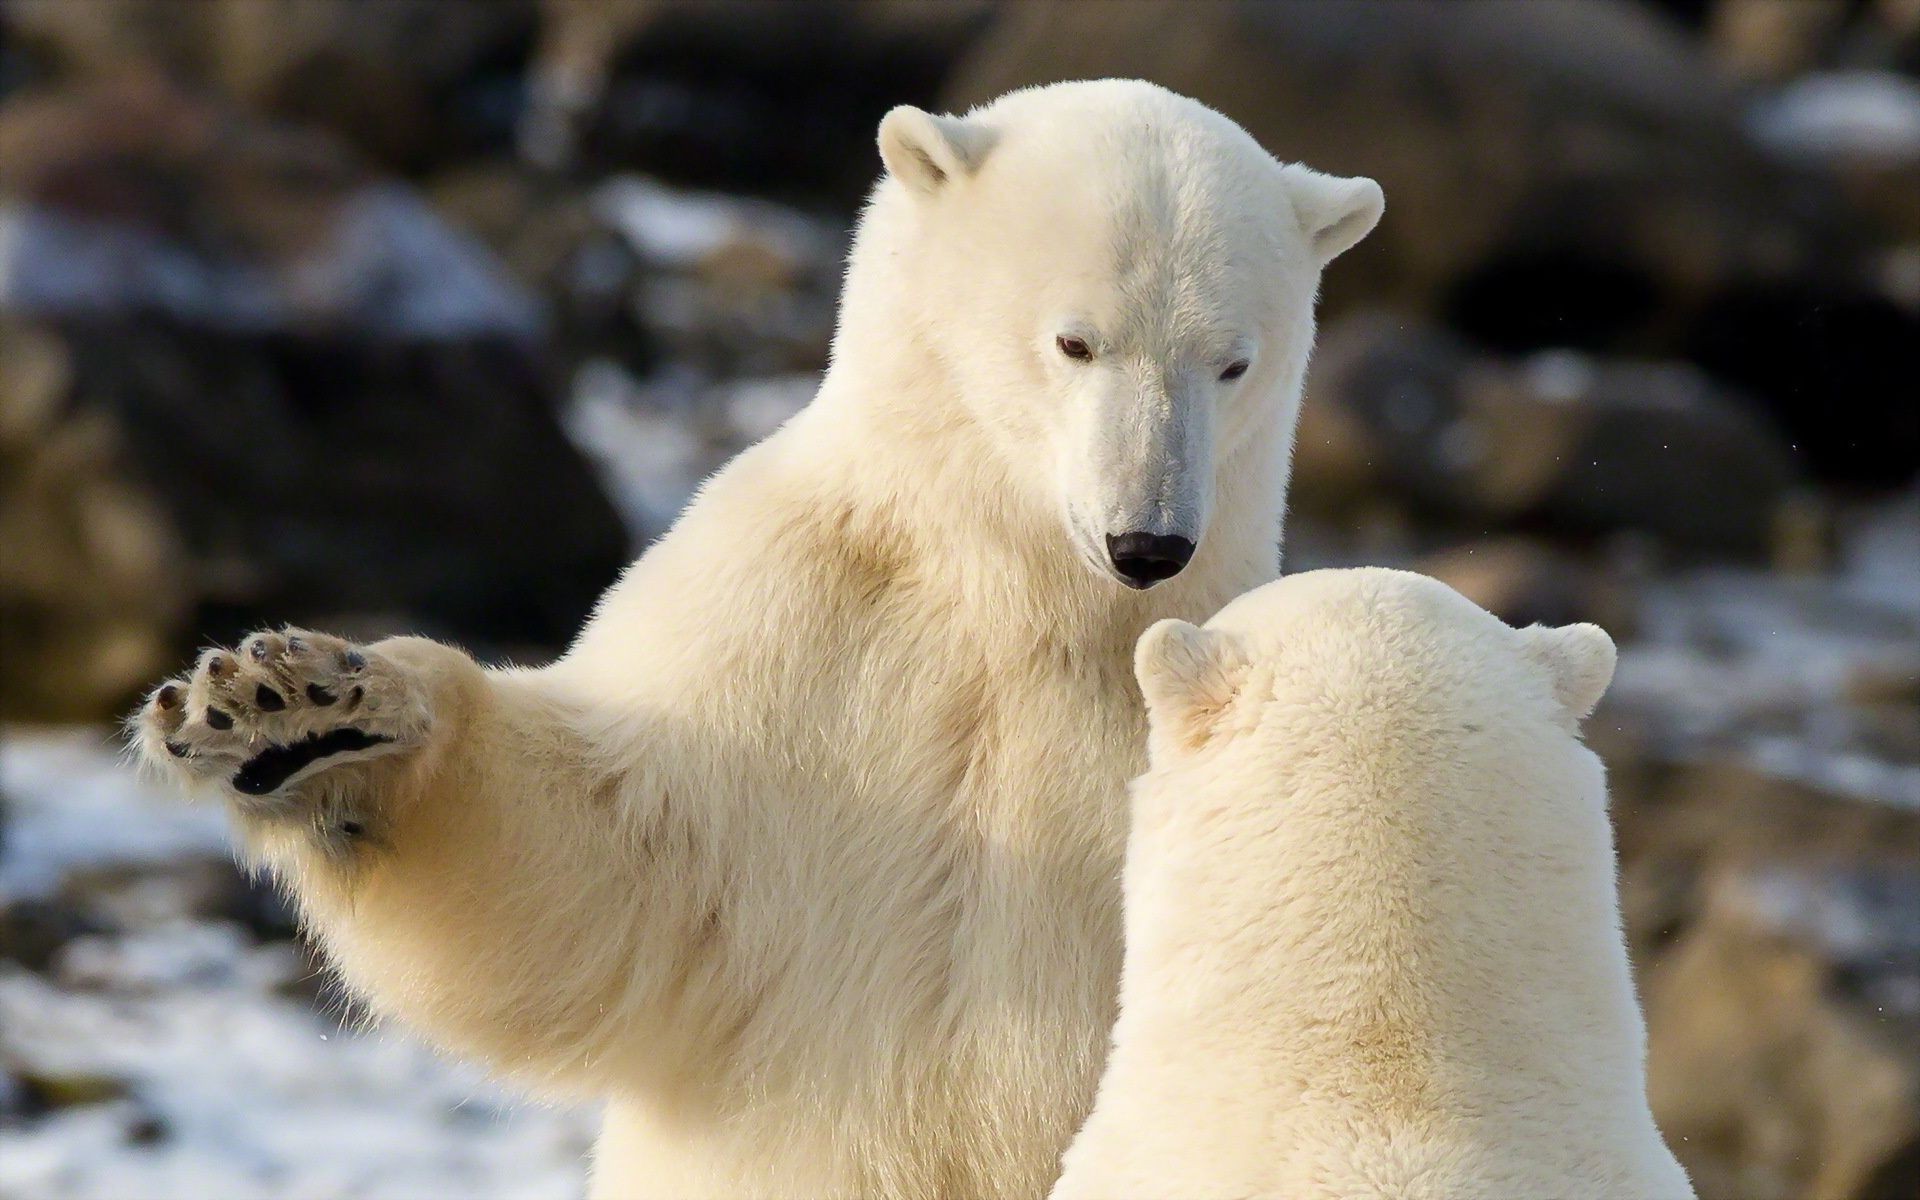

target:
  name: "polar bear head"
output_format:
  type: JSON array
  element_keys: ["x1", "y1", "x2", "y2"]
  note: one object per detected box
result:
[
  {"x1": 1132, "y1": 566, "x2": 1615, "y2": 803},
  {"x1": 847, "y1": 80, "x2": 1382, "y2": 590}
]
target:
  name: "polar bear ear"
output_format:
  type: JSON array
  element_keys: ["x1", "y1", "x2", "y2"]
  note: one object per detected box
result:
[
  {"x1": 1135, "y1": 620, "x2": 1249, "y2": 747},
  {"x1": 878, "y1": 106, "x2": 993, "y2": 196},
  {"x1": 1281, "y1": 165, "x2": 1385, "y2": 266},
  {"x1": 1517, "y1": 623, "x2": 1617, "y2": 722}
]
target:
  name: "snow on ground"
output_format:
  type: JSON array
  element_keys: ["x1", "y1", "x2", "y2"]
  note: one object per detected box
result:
[{"x1": 0, "y1": 731, "x2": 596, "y2": 1200}]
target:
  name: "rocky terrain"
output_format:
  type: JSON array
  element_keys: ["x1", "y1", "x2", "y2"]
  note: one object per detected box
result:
[{"x1": 2, "y1": 2, "x2": 1917, "y2": 1197}]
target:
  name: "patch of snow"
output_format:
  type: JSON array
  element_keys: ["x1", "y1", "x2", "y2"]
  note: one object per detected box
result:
[
  {"x1": 0, "y1": 731, "x2": 594, "y2": 1199},
  {"x1": 1749, "y1": 70, "x2": 1920, "y2": 165},
  {"x1": 0, "y1": 730, "x2": 230, "y2": 905}
]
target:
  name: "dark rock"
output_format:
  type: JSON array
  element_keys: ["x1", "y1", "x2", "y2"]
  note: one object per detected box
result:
[
  {"x1": 0, "y1": 318, "x2": 189, "y2": 721},
  {"x1": 525, "y1": 0, "x2": 992, "y2": 202},
  {"x1": 57, "y1": 319, "x2": 628, "y2": 648},
  {"x1": 3, "y1": 0, "x2": 540, "y2": 175},
  {"x1": 0, "y1": 897, "x2": 109, "y2": 970},
  {"x1": 1302, "y1": 313, "x2": 1799, "y2": 553},
  {"x1": 1416, "y1": 537, "x2": 1638, "y2": 633},
  {"x1": 0, "y1": 76, "x2": 629, "y2": 652},
  {"x1": 1597, "y1": 740, "x2": 1920, "y2": 1200}
]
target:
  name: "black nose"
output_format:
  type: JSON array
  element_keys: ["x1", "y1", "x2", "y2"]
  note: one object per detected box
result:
[{"x1": 1106, "y1": 532, "x2": 1196, "y2": 588}]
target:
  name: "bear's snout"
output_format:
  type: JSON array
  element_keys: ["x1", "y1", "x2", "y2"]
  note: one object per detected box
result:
[{"x1": 1106, "y1": 532, "x2": 1196, "y2": 588}]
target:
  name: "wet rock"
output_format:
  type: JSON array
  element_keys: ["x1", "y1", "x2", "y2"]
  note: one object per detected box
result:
[{"x1": 1301, "y1": 313, "x2": 1799, "y2": 553}]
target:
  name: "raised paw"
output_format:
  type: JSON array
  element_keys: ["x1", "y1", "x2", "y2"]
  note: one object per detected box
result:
[{"x1": 133, "y1": 629, "x2": 431, "y2": 809}]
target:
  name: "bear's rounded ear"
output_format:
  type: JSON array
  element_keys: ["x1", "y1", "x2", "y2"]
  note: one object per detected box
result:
[
  {"x1": 1280, "y1": 165, "x2": 1384, "y2": 266},
  {"x1": 1135, "y1": 619, "x2": 1249, "y2": 748},
  {"x1": 1517, "y1": 623, "x2": 1617, "y2": 723},
  {"x1": 878, "y1": 106, "x2": 993, "y2": 196}
]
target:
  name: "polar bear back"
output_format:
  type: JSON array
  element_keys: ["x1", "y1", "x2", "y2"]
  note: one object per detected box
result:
[{"x1": 1054, "y1": 568, "x2": 1693, "y2": 1199}]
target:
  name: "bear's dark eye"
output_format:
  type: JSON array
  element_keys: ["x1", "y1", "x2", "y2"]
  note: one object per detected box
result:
[
  {"x1": 1220, "y1": 359, "x2": 1250, "y2": 382},
  {"x1": 1057, "y1": 335, "x2": 1094, "y2": 362}
]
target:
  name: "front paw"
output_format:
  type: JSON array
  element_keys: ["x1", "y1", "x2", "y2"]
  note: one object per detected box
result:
[{"x1": 132, "y1": 629, "x2": 431, "y2": 817}]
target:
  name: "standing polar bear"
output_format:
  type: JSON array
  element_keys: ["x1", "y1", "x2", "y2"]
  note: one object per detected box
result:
[
  {"x1": 133, "y1": 81, "x2": 1383, "y2": 1198},
  {"x1": 1054, "y1": 568, "x2": 1694, "y2": 1200}
]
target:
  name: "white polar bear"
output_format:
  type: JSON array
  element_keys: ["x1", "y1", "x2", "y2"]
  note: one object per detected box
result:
[
  {"x1": 132, "y1": 80, "x2": 1382, "y2": 1199},
  {"x1": 1053, "y1": 567, "x2": 1694, "y2": 1200}
]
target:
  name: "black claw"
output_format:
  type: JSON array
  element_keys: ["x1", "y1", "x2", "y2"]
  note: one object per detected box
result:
[
  {"x1": 207, "y1": 655, "x2": 231, "y2": 678},
  {"x1": 155, "y1": 685, "x2": 181, "y2": 710},
  {"x1": 306, "y1": 683, "x2": 337, "y2": 706},
  {"x1": 286, "y1": 636, "x2": 305, "y2": 653},
  {"x1": 205, "y1": 708, "x2": 234, "y2": 731},
  {"x1": 255, "y1": 684, "x2": 286, "y2": 712},
  {"x1": 248, "y1": 639, "x2": 270, "y2": 661},
  {"x1": 165, "y1": 740, "x2": 190, "y2": 758},
  {"x1": 343, "y1": 650, "x2": 367, "y2": 671}
]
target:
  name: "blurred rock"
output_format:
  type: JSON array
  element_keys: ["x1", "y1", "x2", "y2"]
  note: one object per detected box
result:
[
  {"x1": 1708, "y1": 0, "x2": 1920, "y2": 82},
  {"x1": 53, "y1": 319, "x2": 630, "y2": 649},
  {"x1": 0, "y1": 318, "x2": 188, "y2": 721},
  {"x1": 1300, "y1": 313, "x2": 1799, "y2": 553},
  {"x1": 0, "y1": 898, "x2": 106, "y2": 973},
  {"x1": 1708, "y1": 0, "x2": 1852, "y2": 81},
  {"x1": 523, "y1": 0, "x2": 989, "y2": 198},
  {"x1": 948, "y1": 0, "x2": 1920, "y2": 489},
  {"x1": 1599, "y1": 741, "x2": 1920, "y2": 1200},
  {"x1": 1416, "y1": 537, "x2": 1637, "y2": 633},
  {"x1": 590, "y1": 176, "x2": 839, "y2": 372},
  {"x1": 3, "y1": 0, "x2": 538, "y2": 174},
  {"x1": 0, "y1": 72, "x2": 539, "y2": 338},
  {"x1": 0, "y1": 76, "x2": 628, "y2": 651}
]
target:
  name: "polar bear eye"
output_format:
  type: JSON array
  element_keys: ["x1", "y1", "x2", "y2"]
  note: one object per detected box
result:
[
  {"x1": 1219, "y1": 359, "x2": 1251, "y2": 382},
  {"x1": 1056, "y1": 335, "x2": 1094, "y2": 362}
]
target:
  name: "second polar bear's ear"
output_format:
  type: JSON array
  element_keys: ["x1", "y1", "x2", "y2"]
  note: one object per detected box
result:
[
  {"x1": 1135, "y1": 619, "x2": 1249, "y2": 748},
  {"x1": 1517, "y1": 623, "x2": 1617, "y2": 723},
  {"x1": 878, "y1": 106, "x2": 994, "y2": 196},
  {"x1": 1281, "y1": 164, "x2": 1385, "y2": 266}
]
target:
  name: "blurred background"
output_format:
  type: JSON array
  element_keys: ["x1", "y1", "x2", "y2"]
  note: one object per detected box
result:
[{"x1": 0, "y1": 0, "x2": 1915, "y2": 1196}]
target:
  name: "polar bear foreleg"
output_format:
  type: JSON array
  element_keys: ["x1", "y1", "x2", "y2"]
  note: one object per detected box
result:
[{"x1": 132, "y1": 628, "x2": 703, "y2": 1091}]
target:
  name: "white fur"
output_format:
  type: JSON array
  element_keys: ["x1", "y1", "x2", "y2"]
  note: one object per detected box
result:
[
  {"x1": 134, "y1": 81, "x2": 1382, "y2": 1199},
  {"x1": 1053, "y1": 569, "x2": 1694, "y2": 1200}
]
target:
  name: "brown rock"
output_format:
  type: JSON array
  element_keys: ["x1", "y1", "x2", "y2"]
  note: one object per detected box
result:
[
  {"x1": 1302, "y1": 313, "x2": 1798, "y2": 552},
  {"x1": 0, "y1": 319, "x2": 188, "y2": 721},
  {"x1": 1599, "y1": 743, "x2": 1920, "y2": 1199}
]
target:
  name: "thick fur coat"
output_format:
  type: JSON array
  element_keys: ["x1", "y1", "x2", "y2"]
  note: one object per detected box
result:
[
  {"x1": 1053, "y1": 569, "x2": 1695, "y2": 1200},
  {"x1": 134, "y1": 81, "x2": 1382, "y2": 1198}
]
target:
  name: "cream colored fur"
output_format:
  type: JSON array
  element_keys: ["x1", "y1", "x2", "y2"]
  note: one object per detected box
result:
[
  {"x1": 133, "y1": 81, "x2": 1382, "y2": 1199},
  {"x1": 1052, "y1": 568, "x2": 1694, "y2": 1200}
]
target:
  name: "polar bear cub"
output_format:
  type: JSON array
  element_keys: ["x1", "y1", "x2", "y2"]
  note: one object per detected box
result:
[{"x1": 1053, "y1": 568, "x2": 1693, "y2": 1200}]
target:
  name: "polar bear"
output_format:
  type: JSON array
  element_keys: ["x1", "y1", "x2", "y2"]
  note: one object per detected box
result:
[
  {"x1": 1052, "y1": 568, "x2": 1693, "y2": 1200},
  {"x1": 131, "y1": 81, "x2": 1382, "y2": 1199}
]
